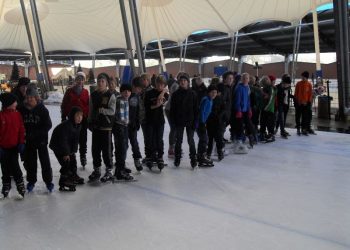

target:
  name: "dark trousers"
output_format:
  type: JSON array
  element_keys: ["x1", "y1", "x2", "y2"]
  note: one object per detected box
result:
[
  {"x1": 1, "y1": 147, "x2": 23, "y2": 185},
  {"x1": 175, "y1": 125, "x2": 196, "y2": 159},
  {"x1": 276, "y1": 104, "x2": 289, "y2": 132},
  {"x1": 144, "y1": 123, "x2": 165, "y2": 160},
  {"x1": 54, "y1": 153, "x2": 77, "y2": 177},
  {"x1": 260, "y1": 111, "x2": 275, "y2": 135},
  {"x1": 79, "y1": 117, "x2": 88, "y2": 158},
  {"x1": 128, "y1": 126, "x2": 142, "y2": 160},
  {"x1": 235, "y1": 112, "x2": 255, "y2": 141},
  {"x1": 207, "y1": 123, "x2": 224, "y2": 156},
  {"x1": 113, "y1": 124, "x2": 128, "y2": 172},
  {"x1": 295, "y1": 104, "x2": 311, "y2": 130},
  {"x1": 92, "y1": 129, "x2": 113, "y2": 170},
  {"x1": 24, "y1": 144, "x2": 52, "y2": 184},
  {"x1": 165, "y1": 109, "x2": 176, "y2": 148},
  {"x1": 141, "y1": 123, "x2": 151, "y2": 159},
  {"x1": 197, "y1": 123, "x2": 208, "y2": 157},
  {"x1": 251, "y1": 108, "x2": 261, "y2": 131}
]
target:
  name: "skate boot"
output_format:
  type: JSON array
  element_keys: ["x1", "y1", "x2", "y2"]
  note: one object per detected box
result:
[
  {"x1": 234, "y1": 141, "x2": 248, "y2": 154},
  {"x1": 134, "y1": 158, "x2": 143, "y2": 172},
  {"x1": 80, "y1": 154, "x2": 87, "y2": 169},
  {"x1": 280, "y1": 131, "x2": 288, "y2": 139},
  {"x1": 284, "y1": 130, "x2": 291, "y2": 136},
  {"x1": 198, "y1": 155, "x2": 214, "y2": 167},
  {"x1": 174, "y1": 156, "x2": 181, "y2": 167},
  {"x1": 217, "y1": 150, "x2": 224, "y2": 161},
  {"x1": 16, "y1": 180, "x2": 26, "y2": 198},
  {"x1": 72, "y1": 173, "x2": 85, "y2": 185},
  {"x1": 113, "y1": 170, "x2": 134, "y2": 182},
  {"x1": 59, "y1": 175, "x2": 76, "y2": 192},
  {"x1": 146, "y1": 158, "x2": 153, "y2": 170},
  {"x1": 302, "y1": 129, "x2": 309, "y2": 136},
  {"x1": 297, "y1": 128, "x2": 301, "y2": 136},
  {"x1": 1, "y1": 182, "x2": 11, "y2": 198},
  {"x1": 265, "y1": 134, "x2": 275, "y2": 143},
  {"x1": 248, "y1": 135, "x2": 256, "y2": 148},
  {"x1": 157, "y1": 158, "x2": 165, "y2": 171},
  {"x1": 307, "y1": 128, "x2": 316, "y2": 135},
  {"x1": 190, "y1": 157, "x2": 197, "y2": 169},
  {"x1": 100, "y1": 169, "x2": 113, "y2": 183},
  {"x1": 46, "y1": 183, "x2": 54, "y2": 193},
  {"x1": 123, "y1": 167, "x2": 132, "y2": 174},
  {"x1": 88, "y1": 168, "x2": 101, "y2": 182},
  {"x1": 26, "y1": 182, "x2": 35, "y2": 192}
]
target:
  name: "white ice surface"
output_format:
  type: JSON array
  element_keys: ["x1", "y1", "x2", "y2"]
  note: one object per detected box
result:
[{"x1": 0, "y1": 105, "x2": 349, "y2": 250}]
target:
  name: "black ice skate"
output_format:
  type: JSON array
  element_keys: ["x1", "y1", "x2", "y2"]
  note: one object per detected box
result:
[
  {"x1": 72, "y1": 173, "x2": 85, "y2": 185},
  {"x1": 146, "y1": 159, "x2": 153, "y2": 170},
  {"x1": 16, "y1": 180, "x2": 26, "y2": 198},
  {"x1": 113, "y1": 170, "x2": 135, "y2": 182},
  {"x1": 198, "y1": 156, "x2": 214, "y2": 167},
  {"x1": 134, "y1": 158, "x2": 143, "y2": 172},
  {"x1": 1, "y1": 183, "x2": 11, "y2": 198},
  {"x1": 26, "y1": 182, "x2": 35, "y2": 192},
  {"x1": 100, "y1": 170, "x2": 113, "y2": 183},
  {"x1": 46, "y1": 183, "x2": 54, "y2": 193},
  {"x1": 59, "y1": 175, "x2": 76, "y2": 192},
  {"x1": 80, "y1": 154, "x2": 87, "y2": 169},
  {"x1": 88, "y1": 168, "x2": 101, "y2": 182},
  {"x1": 190, "y1": 157, "x2": 198, "y2": 169},
  {"x1": 174, "y1": 157, "x2": 181, "y2": 167},
  {"x1": 157, "y1": 158, "x2": 165, "y2": 172}
]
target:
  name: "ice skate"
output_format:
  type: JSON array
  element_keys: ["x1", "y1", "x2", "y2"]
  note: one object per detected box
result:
[
  {"x1": 16, "y1": 181, "x2": 26, "y2": 198},
  {"x1": 297, "y1": 128, "x2": 301, "y2": 136},
  {"x1": 157, "y1": 158, "x2": 165, "y2": 172},
  {"x1": 113, "y1": 170, "x2": 135, "y2": 182},
  {"x1": 80, "y1": 154, "x2": 87, "y2": 169},
  {"x1": 190, "y1": 157, "x2": 197, "y2": 169},
  {"x1": 88, "y1": 168, "x2": 101, "y2": 183},
  {"x1": 1, "y1": 183, "x2": 11, "y2": 198},
  {"x1": 302, "y1": 129, "x2": 309, "y2": 136},
  {"x1": 264, "y1": 134, "x2": 275, "y2": 143},
  {"x1": 145, "y1": 159, "x2": 153, "y2": 170},
  {"x1": 174, "y1": 156, "x2": 181, "y2": 167},
  {"x1": 307, "y1": 128, "x2": 316, "y2": 135},
  {"x1": 234, "y1": 141, "x2": 248, "y2": 154},
  {"x1": 248, "y1": 135, "x2": 256, "y2": 148},
  {"x1": 198, "y1": 155, "x2": 214, "y2": 167},
  {"x1": 123, "y1": 167, "x2": 132, "y2": 174},
  {"x1": 26, "y1": 182, "x2": 35, "y2": 192},
  {"x1": 280, "y1": 131, "x2": 288, "y2": 139},
  {"x1": 134, "y1": 158, "x2": 143, "y2": 172},
  {"x1": 72, "y1": 173, "x2": 85, "y2": 185},
  {"x1": 46, "y1": 183, "x2": 54, "y2": 193},
  {"x1": 59, "y1": 175, "x2": 76, "y2": 192},
  {"x1": 217, "y1": 150, "x2": 224, "y2": 161},
  {"x1": 100, "y1": 170, "x2": 113, "y2": 183}
]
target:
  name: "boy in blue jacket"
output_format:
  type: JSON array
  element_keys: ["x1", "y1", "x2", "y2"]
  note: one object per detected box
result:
[{"x1": 197, "y1": 85, "x2": 217, "y2": 166}]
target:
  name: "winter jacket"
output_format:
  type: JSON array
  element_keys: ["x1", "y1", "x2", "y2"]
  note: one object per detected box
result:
[
  {"x1": 115, "y1": 96, "x2": 129, "y2": 127},
  {"x1": 18, "y1": 102, "x2": 52, "y2": 147},
  {"x1": 128, "y1": 93, "x2": 140, "y2": 129},
  {"x1": 88, "y1": 90, "x2": 116, "y2": 130},
  {"x1": 262, "y1": 85, "x2": 276, "y2": 113},
  {"x1": 144, "y1": 89, "x2": 169, "y2": 125},
  {"x1": 170, "y1": 87, "x2": 198, "y2": 127},
  {"x1": 12, "y1": 88, "x2": 26, "y2": 109},
  {"x1": 0, "y1": 109, "x2": 25, "y2": 148},
  {"x1": 198, "y1": 96, "x2": 213, "y2": 124},
  {"x1": 276, "y1": 83, "x2": 292, "y2": 107},
  {"x1": 139, "y1": 85, "x2": 153, "y2": 124},
  {"x1": 217, "y1": 83, "x2": 232, "y2": 122},
  {"x1": 294, "y1": 80, "x2": 312, "y2": 105},
  {"x1": 206, "y1": 95, "x2": 226, "y2": 127},
  {"x1": 61, "y1": 86, "x2": 89, "y2": 118},
  {"x1": 192, "y1": 83, "x2": 207, "y2": 109},
  {"x1": 234, "y1": 83, "x2": 251, "y2": 113},
  {"x1": 164, "y1": 82, "x2": 179, "y2": 111},
  {"x1": 49, "y1": 108, "x2": 81, "y2": 156}
]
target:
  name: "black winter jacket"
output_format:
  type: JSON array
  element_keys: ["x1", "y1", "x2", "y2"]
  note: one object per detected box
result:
[
  {"x1": 18, "y1": 102, "x2": 52, "y2": 147},
  {"x1": 170, "y1": 87, "x2": 198, "y2": 127}
]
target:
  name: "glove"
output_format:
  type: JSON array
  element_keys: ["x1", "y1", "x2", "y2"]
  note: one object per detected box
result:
[
  {"x1": 17, "y1": 144, "x2": 25, "y2": 154},
  {"x1": 235, "y1": 111, "x2": 242, "y2": 119},
  {"x1": 248, "y1": 110, "x2": 252, "y2": 119}
]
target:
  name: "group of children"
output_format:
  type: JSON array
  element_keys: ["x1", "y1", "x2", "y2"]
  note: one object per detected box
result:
[{"x1": 0, "y1": 70, "x2": 315, "y2": 197}]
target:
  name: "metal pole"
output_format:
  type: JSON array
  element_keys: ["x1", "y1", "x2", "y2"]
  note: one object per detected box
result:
[
  {"x1": 119, "y1": 0, "x2": 135, "y2": 76},
  {"x1": 312, "y1": 1, "x2": 322, "y2": 73},
  {"x1": 183, "y1": 38, "x2": 188, "y2": 72},
  {"x1": 129, "y1": 0, "x2": 145, "y2": 73},
  {"x1": 29, "y1": 0, "x2": 52, "y2": 91},
  {"x1": 229, "y1": 33, "x2": 235, "y2": 71},
  {"x1": 232, "y1": 31, "x2": 239, "y2": 72},
  {"x1": 150, "y1": 7, "x2": 167, "y2": 73},
  {"x1": 19, "y1": 0, "x2": 40, "y2": 78},
  {"x1": 179, "y1": 42, "x2": 184, "y2": 72}
]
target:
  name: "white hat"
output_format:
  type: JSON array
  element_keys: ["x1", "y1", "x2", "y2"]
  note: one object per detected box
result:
[{"x1": 76, "y1": 71, "x2": 86, "y2": 79}]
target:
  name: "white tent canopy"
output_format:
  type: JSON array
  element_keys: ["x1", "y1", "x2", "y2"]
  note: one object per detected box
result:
[{"x1": 0, "y1": 0, "x2": 331, "y2": 54}]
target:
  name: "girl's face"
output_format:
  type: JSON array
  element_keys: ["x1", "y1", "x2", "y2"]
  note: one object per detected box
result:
[
  {"x1": 74, "y1": 112, "x2": 83, "y2": 124},
  {"x1": 26, "y1": 95, "x2": 38, "y2": 108},
  {"x1": 97, "y1": 78, "x2": 108, "y2": 91}
]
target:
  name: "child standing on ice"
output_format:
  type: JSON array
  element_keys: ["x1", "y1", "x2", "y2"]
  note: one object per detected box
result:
[
  {"x1": 0, "y1": 93, "x2": 26, "y2": 198},
  {"x1": 49, "y1": 107, "x2": 84, "y2": 192}
]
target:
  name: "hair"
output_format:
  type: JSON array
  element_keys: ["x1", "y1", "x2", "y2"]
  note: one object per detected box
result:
[
  {"x1": 249, "y1": 75, "x2": 256, "y2": 86},
  {"x1": 210, "y1": 77, "x2": 220, "y2": 85},
  {"x1": 259, "y1": 75, "x2": 271, "y2": 86},
  {"x1": 222, "y1": 71, "x2": 235, "y2": 81},
  {"x1": 140, "y1": 73, "x2": 150, "y2": 82},
  {"x1": 156, "y1": 75, "x2": 167, "y2": 85}
]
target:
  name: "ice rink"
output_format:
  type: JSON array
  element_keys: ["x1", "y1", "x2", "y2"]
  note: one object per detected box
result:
[{"x1": 1, "y1": 105, "x2": 349, "y2": 250}]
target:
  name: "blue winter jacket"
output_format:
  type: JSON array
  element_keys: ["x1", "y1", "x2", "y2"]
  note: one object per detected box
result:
[
  {"x1": 199, "y1": 96, "x2": 213, "y2": 124},
  {"x1": 234, "y1": 83, "x2": 251, "y2": 113}
]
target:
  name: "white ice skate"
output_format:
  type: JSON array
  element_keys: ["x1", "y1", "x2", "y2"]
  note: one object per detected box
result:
[{"x1": 234, "y1": 141, "x2": 248, "y2": 154}]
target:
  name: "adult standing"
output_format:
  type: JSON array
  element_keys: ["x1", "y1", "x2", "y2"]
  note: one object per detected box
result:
[
  {"x1": 61, "y1": 72, "x2": 89, "y2": 167},
  {"x1": 12, "y1": 77, "x2": 30, "y2": 109}
]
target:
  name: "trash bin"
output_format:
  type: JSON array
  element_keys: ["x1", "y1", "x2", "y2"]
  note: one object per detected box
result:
[{"x1": 318, "y1": 95, "x2": 333, "y2": 119}]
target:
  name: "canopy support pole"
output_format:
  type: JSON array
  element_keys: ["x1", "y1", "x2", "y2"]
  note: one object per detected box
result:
[
  {"x1": 312, "y1": 1, "x2": 322, "y2": 76},
  {"x1": 291, "y1": 21, "x2": 301, "y2": 85},
  {"x1": 182, "y1": 38, "x2": 188, "y2": 72},
  {"x1": 179, "y1": 42, "x2": 184, "y2": 72},
  {"x1": 151, "y1": 7, "x2": 167, "y2": 74}
]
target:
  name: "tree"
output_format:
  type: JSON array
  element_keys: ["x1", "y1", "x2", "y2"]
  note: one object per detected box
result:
[
  {"x1": 88, "y1": 68, "x2": 95, "y2": 84},
  {"x1": 10, "y1": 61, "x2": 20, "y2": 82},
  {"x1": 77, "y1": 63, "x2": 83, "y2": 72}
]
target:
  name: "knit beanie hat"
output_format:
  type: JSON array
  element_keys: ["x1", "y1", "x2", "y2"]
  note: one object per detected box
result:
[
  {"x1": 282, "y1": 75, "x2": 292, "y2": 84},
  {"x1": 178, "y1": 73, "x2": 190, "y2": 83},
  {"x1": 0, "y1": 93, "x2": 17, "y2": 108},
  {"x1": 18, "y1": 77, "x2": 30, "y2": 87},
  {"x1": 26, "y1": 84, "x2": 39, "y2": 97},
  {"x1": 76, "y1": 71, "x2": 86, "y2": 80}
]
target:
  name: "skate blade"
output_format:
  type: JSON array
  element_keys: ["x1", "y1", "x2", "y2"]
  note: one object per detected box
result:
[{"x1": 112, "y1": 179, "x2": 138, "y2": 183}]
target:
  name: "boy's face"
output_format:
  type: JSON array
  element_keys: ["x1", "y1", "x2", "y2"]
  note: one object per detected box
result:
[
  {"x1": 7, "y1": 101, "x2": 17, "y2": 110},
  {"x1": 156, "y1": 82, "x2": 165, "y2": 92},
  {"x1": 224, "y1": 75, "x2": 234, "y2": 86},
  {"x1": 108, "y1": 81, "x2": 116, "y2": 91},
  {"x1": 242, "y1": 75, "x2": 249, "y2": 84},
  {"x1": 121, "y1": 90, "x2": 131, "y2": 99},
  {"x1": 26, "y1": 95, "x2": 38, "y2": 108},
  {"x1": 97, "y1": 78, "x2": 108, "y2": 91},
  {"x1": 208, "y1": 90, "x2": 218, "y2": 100},
  {"x1": 74, "y1": 112, "x2": 83, "y2": 124},
  {"x1": 75, "y1": 76, "x2": 84, "y2": 88},
  {"x1": 132, "y1": 86, "x2": 142, "y2": 94},
  {"x1": 179, "y1": 78, "x2": 189, "y2": 89}
]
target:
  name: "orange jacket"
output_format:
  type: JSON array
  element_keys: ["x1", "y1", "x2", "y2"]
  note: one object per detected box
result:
[{"x1": 294, "y1": 80, "x2": 312, "y2": 105}]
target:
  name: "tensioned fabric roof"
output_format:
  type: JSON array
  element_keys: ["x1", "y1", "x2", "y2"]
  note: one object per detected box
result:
[{"x1": 0, "y1": 0, "x2": 331, "y2": 57}]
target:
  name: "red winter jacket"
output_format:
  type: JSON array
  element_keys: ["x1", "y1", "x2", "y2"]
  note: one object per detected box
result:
[
  {"x1": 61, "y1": 87, "x2": 89, "y2": 118},
  {"x1": 0, "y1": 109, "x2": 25, "y2": 148}
]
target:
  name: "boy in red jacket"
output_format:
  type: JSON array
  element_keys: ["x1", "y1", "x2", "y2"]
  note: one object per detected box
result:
[{"x1": 0, "y1": 93, "x2": 26, "y2": 198}]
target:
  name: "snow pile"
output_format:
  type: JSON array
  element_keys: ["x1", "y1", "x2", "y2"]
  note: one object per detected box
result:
[{"x1": 44, "y1": 91, "x2": 63, "y2": 105}]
